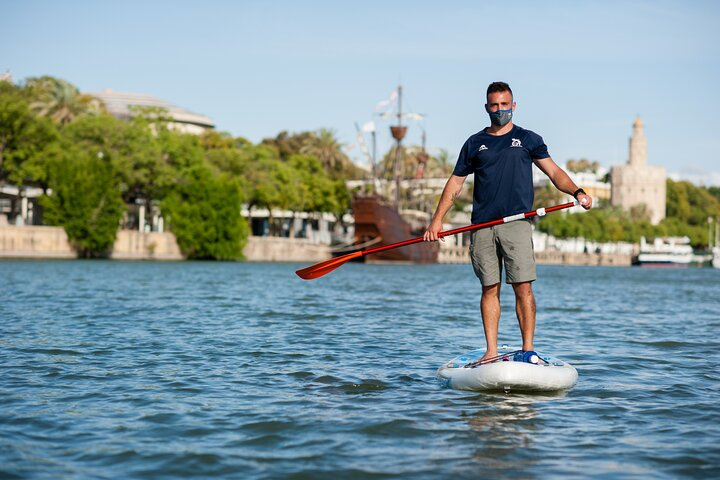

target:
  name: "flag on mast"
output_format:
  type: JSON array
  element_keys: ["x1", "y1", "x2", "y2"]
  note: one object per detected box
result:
[
  {"x1": 361, "y1": 121, "x2": 376, "y2": 133},
  {"x1": 374, "y1": 90, "x2": 398, "y2": 112}
]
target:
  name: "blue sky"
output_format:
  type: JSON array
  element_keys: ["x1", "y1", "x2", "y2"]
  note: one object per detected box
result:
[{"x1": 2, "y1": 0, "x2": 720, "y2": 184}]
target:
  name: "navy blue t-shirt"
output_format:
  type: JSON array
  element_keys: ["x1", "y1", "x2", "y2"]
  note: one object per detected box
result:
[{"x1": 452, "y1": 125, "x2": 549, "y2": 224}]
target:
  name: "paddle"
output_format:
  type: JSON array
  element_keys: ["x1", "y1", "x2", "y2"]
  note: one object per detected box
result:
[{"x1": 295, "y1": 201, "x2": 579, "y2": 280}]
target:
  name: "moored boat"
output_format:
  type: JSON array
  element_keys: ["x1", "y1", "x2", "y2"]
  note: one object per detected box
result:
[
  {"x1": 352, "y1": 195, "x2": 438, "y2": 263},
  {"x1": 633, "y1": 236, "x2": 694, "y2": 267},
  {"x1": 349, "y1": 85, "x2": 439, "y2": 264}
]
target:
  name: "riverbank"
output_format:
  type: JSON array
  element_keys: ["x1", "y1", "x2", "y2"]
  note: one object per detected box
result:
[
  {"x1": 0, "y1": 225, "x2": 183, "y2": 260},
  {"x1": 0, "y1": 225, "x2": 331, "y2": 262},
  {"x1": 0, "y1": 225, "x2": 633, "y2": 265},
  {"x1": 438, "y1": 244, "x2": 631, "y2": 266}
]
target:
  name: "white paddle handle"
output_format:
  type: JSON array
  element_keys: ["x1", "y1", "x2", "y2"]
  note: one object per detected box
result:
[{"x1": 502, "y1": 213, "x2": 525, "y2": 223}]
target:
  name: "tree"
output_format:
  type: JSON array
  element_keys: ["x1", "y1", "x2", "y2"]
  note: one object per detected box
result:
[
  {"x1": 629, "y1": 204, "x2": 651, "y2": 222},
  {"x1": 243, "y1": 145, "x2": 296, "y2": 212},
  {"x1": 566, "y1": 158, "x2": 600, "y2": 173},
  {"x1": 300, "y1": 128, "x2": 348, "y2": 175},
  {"x1": 533, "y1": 183, "x2": 565, "y2": 210},
  {"x1": 708, "y1": 186, "x2": 720, "y2": 202},
  {"x1": 62, "y1": 113, "x2": 166, "y2": 203},
  {"x1": 24, "y1": 76, "x2": 103, "y2": 126},
  {"x1": 377, "y1": 144, "x2": 452, "y2": 180},
  {"x1": 262, "y1": 130, "x2": 314, "y2": 160},
  {"x1": 0, "y1": 82, "x2": 58, "y2": 188},
  {"x1": 201, "y1": 130, "x2": 250, "y2": 179},
  {"x1": 162, "y1": 165, "x2": 248, "y2": 260},
  {"x1": 155, "y1": 124, "x2": 206, "y2": 176},
  {"x1": 288, "y1": 154, "x2": 342, "y2": 213},
  {"x1": 666, "y1": 179, "x2": 691, "y2": 221},
  {"x1": 263, "y1": 129, "x2": 363, "y2": 180},
  {"x1": 41, "y1": 146, "x2": 125, "y2": 257},
  {"x1": 427, "y1": 148, "x2": 454, "y2": 177},
  {"x1": 663, "y1": 179, "x2": 720, "y2": 245}
]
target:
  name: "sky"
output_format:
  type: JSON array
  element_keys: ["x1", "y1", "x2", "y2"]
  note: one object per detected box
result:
[{"x1": 2, "y1": 0, "x2": 720, "y2": 184}]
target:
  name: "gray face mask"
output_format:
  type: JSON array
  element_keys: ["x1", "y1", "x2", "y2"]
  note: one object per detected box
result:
[{"x1": 488, "y1": 107, "x2": 513, "y2": 127}]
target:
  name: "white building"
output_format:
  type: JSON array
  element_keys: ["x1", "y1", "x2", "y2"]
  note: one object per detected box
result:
[
  {"x1": 533, "y1": 164, "x2": 611, "y2": 206},
  {"x1": 90, "y1": 89, "x2": 214, "y2": 135}
]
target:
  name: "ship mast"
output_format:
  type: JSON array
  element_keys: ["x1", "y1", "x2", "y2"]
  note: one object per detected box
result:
[
  {"x1": 416, "y1": 128, "x2": 429, "y2": 179},
  {"x1": 389, "y1": 85, "x2": 407, "y2": 207}
]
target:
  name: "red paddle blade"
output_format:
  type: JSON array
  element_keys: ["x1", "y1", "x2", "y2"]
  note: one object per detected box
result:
[{"x1": 295, "y1": 251, "x2": 363, "y2": 280}]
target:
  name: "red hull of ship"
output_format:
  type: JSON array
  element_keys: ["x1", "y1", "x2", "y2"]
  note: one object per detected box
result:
[{"x1": 352, "y1": 196, "x2": 438, "y2": 263}]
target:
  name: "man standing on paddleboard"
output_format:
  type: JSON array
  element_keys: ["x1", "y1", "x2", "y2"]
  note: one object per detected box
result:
[{"x1": 423, "y1": 81, "x2": 592, "y2": 363}]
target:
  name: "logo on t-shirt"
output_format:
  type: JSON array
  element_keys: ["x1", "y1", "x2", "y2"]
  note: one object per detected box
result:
[
  {"x1": 511, "y1": 138, "x2": 522, "y2": 148},
  {"x1": 478, "y1": 145, "x2": 488, "y2": 152}
]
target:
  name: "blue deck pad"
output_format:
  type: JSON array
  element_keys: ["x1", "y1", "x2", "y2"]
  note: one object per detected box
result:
[{"x1": 448, "y1": 347, "x2": 563, "y2": 369}]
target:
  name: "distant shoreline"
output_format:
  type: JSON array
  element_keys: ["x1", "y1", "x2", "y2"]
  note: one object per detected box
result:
[{"x1": 1, "y1": 224, "x2": 634, "y2": 266}]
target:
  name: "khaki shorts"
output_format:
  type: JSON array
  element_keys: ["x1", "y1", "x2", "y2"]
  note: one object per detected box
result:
[{"x1": 469, "y1": 219, "x2": 536, "y2": 286}]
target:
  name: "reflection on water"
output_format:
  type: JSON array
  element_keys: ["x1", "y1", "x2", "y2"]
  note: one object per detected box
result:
[{"x1": 462, "y1": 393, "x2": 568, "y2": 472}]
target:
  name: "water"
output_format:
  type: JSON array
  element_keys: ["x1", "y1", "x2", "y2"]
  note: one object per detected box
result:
[{"x1": 1, "y1": 260, "x2": 719, "y2": 479}]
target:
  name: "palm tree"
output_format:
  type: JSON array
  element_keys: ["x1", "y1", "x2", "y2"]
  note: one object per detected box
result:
[
  {"x1": 300, "y1": 128, "x2": 353, "y2": 176},
  {"x1": 379, "y1": 144, "x2": 451, "y2": 179},
  {"x1": 264, "y1": 129, "x2": 362, "y2": 179},
  {"x1": 25, "y1": 76, "x2": 103, "y2": 125}
]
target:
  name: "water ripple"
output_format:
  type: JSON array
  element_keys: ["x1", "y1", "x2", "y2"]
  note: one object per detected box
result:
[{"x1": 1, "y1": 261, "x2": 719, "y2": 478}]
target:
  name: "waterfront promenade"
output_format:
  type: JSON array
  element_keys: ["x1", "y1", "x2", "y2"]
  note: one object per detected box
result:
[{"x1": 0, "y1": 224, "x2": 632, "y2": 265}]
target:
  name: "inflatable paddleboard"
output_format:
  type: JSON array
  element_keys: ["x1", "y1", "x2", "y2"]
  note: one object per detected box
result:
[{"x1": 437, "y1": 346, "x2": 578, "y2": 392}]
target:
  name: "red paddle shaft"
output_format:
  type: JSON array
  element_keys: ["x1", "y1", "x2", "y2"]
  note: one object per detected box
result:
[
  {"x1": 295, "y1": 201, "x2": 578, "y2": 280},
  {"x1": 360, "y1": 201, "x2": 577, "y2": 256}
]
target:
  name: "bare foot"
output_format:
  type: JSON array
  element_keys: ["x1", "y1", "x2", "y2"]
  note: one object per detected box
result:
[{"x1": 477, "y1": 351, "x2": 499, "y2": 363}]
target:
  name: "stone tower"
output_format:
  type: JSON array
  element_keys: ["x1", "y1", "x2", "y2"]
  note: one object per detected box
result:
[{"x1": 611, "y1": 117, "x2": 666, "y2": 224}]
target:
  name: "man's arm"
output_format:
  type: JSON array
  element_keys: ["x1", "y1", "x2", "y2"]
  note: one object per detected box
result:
[
  {"x1": 423, "y1": 174, "x2": 467, "y2": 242},
  {"x1": 534, "y1": 157, "x2": 593, "y2": 210}
]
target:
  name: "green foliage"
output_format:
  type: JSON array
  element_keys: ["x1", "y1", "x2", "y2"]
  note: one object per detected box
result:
[
  {"x1": 666, "y1": 179, "x2": 691, "y2": 220},
  {"x1": 332, "y1": 179, "x2": 351, "y2": 217},
  {"x1": 379, "y1": 145, "x2": 416, "y2": 179},
  {"x1": 155, "y1": 125, "x2": 206, "y2": 174},
  {"x1": 663, "y1": 179, "x2": 720, "y2": 245},
  {"x1": 708, "y1": 186, "x2": 720, "y2": 202},
  {"x1": 62, "y1": 113, "x2": 167, "y2": 202},
  {"x1": 241, "y1": 145, "x2": 349, "y2": 216},
  {"x1": 428, "y1": 148, "x2": 455, "y2": 177},
  {"x1": 532, "y1": 183, "x2": 564, "y2": 210},
  {"x1": 162, "y1": 166, "x2": 248, "y2": 260},
  {"x1": 262, "y1": 129, "x2": 363, "y2": 180},
  {"x1": 24, "y1": 76, "x2": 103, "y2": 125},
  {"x1": 377, "y1": 144, "x2": 452, "y2": 181},
  {"x1": 201, "y1": 130, "x2": 250, "y2": 190},
  {"x1": 536, "y1": 179, "x2": 720, "y2": 246},
  {"x1": 0, "y1": 82, "x2": 58, "y2": 187},
  {"x1": 4, "y1": 73, "x2": 364, "y2": 260},
  {"x1": 41, "y1": 146, "x2": 125, "y2": 257},
  {"x1": 12, "y1": 73, "x2": 720, "y2": 257},
  {"x1": 244, "y1": 145, "x2": 298, "y2": 211},
  {"x1": 535, "y1": 206, "x2": 657, "y2": 243},
  {"x1": 288, "y1": 154, "x2": 341, "y2": 213},
  {"x1": 566, "y1": 158, "x2": 600, "y2": 173},
  {"x1": 262, "y1": 130, "x2": 314, "y2": 160}
]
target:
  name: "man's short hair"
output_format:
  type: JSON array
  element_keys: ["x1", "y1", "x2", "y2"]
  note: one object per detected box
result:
[{"x1": 487, "y1": 82, "x2": 513, "y2": 100}]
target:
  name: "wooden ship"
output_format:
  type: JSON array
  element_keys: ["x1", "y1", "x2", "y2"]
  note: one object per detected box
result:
[{"x1": 350, "y1": 85, "x2": 439, "y2": 263}]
